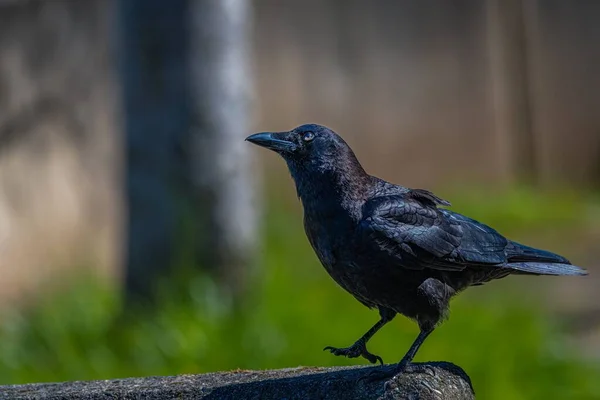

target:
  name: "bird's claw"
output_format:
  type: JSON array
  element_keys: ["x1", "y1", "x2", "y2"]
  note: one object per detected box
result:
[{"x1": 323, "y1": 342, "x2": 383, "y2": 365}]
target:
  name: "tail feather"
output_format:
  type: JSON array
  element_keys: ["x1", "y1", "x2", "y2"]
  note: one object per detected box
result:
[
  {"x1": 505, "y1": 241, "x2": 587, "y2": 276},
  {"x1": 507, "y1": 262, "x2": 587, "y2": 276},
  {"x1": 506, "y1": 241, "x2": 571, "y2": 264}
]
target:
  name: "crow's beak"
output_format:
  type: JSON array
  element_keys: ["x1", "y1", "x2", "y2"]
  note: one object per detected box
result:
[{"x1": 245, "y1": 132, "x2": 297, "y2": 153}]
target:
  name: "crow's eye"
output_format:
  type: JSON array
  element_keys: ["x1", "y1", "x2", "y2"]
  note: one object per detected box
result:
[{"x1": 302, "y1": 132, "x2": 315, "y2": 142}]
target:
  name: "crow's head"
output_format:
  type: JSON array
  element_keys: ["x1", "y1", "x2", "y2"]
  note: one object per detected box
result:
[
  {"x1": 246, "y1": 124, "x2": 355, "y2": 171},
  {"x1": 247, "y1": 124, "x2": 369, "y2": 203}
]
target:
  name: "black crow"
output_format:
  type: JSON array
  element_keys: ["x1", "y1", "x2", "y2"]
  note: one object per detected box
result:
[{"x1": 246, "y1": 123, "x2": 587, "y2": 378}]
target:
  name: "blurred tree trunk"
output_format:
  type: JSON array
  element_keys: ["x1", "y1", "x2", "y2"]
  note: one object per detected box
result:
[
  {"x1": 118, "y1": 0, "x2": 256, "y2": 305},
  {"x1": 486, "y1": 0, "x2": 537, "y2": 183},
  {"x1": 188, "y1": 0, "x2": 257, "y2": 299}
]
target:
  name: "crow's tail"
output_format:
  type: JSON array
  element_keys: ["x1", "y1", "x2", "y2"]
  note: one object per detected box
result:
[
  {"x1": 505, "y1": 241, "x2": 587, "y2": 276},
  {"x1": 506, "y1": 262, "x2": 587, "y2": 276}
]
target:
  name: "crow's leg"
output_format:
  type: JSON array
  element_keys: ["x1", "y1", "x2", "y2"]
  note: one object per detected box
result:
[
  {"x1": 394, "y1": 328, "x2": 433, "y2": 373},
  {"x1": 360, "y1": 279, "x2": 449, "y2": 381},
  {"x1": 324, "y1": 307, "x2": 395, "y2": 365},
  {"x1": 358, "y1": 328, "x2": 435, "y2": 382},
  {"x1": 393, "y1": 278, "x2": 448, "y2": 372}
]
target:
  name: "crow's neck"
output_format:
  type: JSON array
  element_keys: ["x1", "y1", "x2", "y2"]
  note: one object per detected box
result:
[{"x1": 287, "y1": 154, "x2": 371, "y2": 221}]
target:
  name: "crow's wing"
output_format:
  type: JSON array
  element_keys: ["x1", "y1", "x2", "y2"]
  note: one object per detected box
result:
[{"x1": 357, "y1": 191, "x2": 509, "y2": 271}]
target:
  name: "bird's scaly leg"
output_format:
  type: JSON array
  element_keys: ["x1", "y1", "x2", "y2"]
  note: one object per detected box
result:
[
  {"x1": 324, "y1": 308, "x2": 395, "y2": 365},
  {"x1": 360, "y1": 328, "x2": 434, "y2": 382},
  {"x1": 394, "y1": 328, "x2": 433, "y2": 372}
]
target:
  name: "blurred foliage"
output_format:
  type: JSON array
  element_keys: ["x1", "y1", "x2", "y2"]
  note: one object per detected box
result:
[
  {"x1": 441, "y1": 185, "x2": 597, "y2": 233},
  {"x1": 1, "y1": 187, "x2": 599, "y2": 400}
]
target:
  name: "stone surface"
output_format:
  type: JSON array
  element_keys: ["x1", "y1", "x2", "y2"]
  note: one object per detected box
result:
[{"x1": 0, "y1": 362, "x2": 474, "y2": 400}]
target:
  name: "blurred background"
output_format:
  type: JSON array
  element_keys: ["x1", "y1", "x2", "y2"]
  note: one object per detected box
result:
[{"x1": 0, "y1": 0, "x2": 599, "y2": 398}]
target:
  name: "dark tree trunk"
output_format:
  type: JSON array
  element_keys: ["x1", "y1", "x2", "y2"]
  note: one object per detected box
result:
[{"x1": 118, "y1": 0, "x2": 256, "y2": 305}]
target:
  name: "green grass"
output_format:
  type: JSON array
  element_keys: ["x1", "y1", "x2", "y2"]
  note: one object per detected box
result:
[{"x1": 1, "y1": 188, "x2": 599, "y2": 399}]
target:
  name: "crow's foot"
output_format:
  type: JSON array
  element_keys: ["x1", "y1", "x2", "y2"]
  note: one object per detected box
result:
[{"x1": 324, "y1": 341, "x2": 383, "y2": 365}]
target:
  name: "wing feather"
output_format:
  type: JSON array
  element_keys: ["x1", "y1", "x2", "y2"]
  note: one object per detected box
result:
[{"x1": 358, "y1": 191, "x2": 510, "y2": 271}]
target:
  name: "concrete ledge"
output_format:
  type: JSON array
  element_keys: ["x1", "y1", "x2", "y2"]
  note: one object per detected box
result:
[{"x1": 0, "y1": 362, "x2": 474, "y2": 400}]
